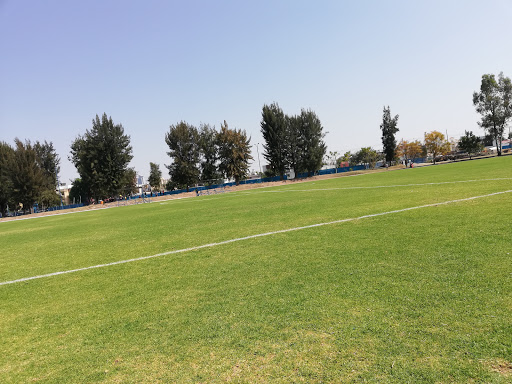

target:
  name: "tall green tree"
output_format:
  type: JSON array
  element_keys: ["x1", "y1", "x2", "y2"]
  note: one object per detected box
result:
[
  {"x1": 148, "y1": 162, "x2": 162, "y2": 191},
  {"x1": 39, "y1": 189, "x2": 61, "y2": 208},
  {"x1": 380, "y1": 106, "x2": 399, "y2": 166},
  {"x1": 165, "y1": 121, "x2": 200, "y2": 191},
  {"x1": 261, "y1": 103, "x2": 288, "y2": 179},
  {"x1": 285, "y1": 114, "x2": 304, "y2": 176},
  {"x1": 70, "y1": 113, "x2": 133, "y2": 201},
  {"x1": 198, "y1": 123, "x2": 221, "y2": 184},
  {"x1": 457, "y1": 131, "x2": 483, "y2": 159},
  {"x1": 297, "y1": 109, "x2": 326, "y2": 176},
  {"x1": 10, "y1": 139, "x2": 46, "y2": 213},
  {"x1": 34, "y1": 140, "x2": 60, "y2": 191},
  {"x1": 217, "y1": 121, "x2": 252, "y2": 185},
  {"x1": 0, "y1": 141, "x2": 15, "y2": 216},
  {"x1": 473, "y1": 72, "x2": 512, "y2": 156}
]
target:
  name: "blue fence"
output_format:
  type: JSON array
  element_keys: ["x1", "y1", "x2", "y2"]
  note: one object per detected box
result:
[
  {"x1": 46, "y1": 203, "x2": 84, "y2": 212},
  {"x1": 297, "y1": 165, "x2": 366, "y2": 178}
]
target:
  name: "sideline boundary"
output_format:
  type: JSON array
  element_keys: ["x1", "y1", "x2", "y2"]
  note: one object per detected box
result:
[
  {"x1": 1, "y1": 189, "x2": 511, "y2": 287},
  {"x1": 2, "y1": 177, "x2": 510, "y2": 224}
]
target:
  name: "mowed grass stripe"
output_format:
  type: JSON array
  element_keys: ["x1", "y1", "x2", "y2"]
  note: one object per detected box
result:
[
  {"x1": 1, "y1": 188, "x2": 511, "y2": 286},
  {"x1": 237, "y1": 177, "x2": 512, "y2": 194}
]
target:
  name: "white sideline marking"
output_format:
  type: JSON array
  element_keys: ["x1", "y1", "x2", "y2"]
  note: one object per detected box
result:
[
  {"x1": 238, "y1": 178, "x2": 512, "y2": 194},
  {"x1": 1, "y1": 189, "x2": 511, "y2": 287}
]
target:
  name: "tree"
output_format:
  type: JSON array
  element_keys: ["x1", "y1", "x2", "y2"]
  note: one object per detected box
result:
[
  {"x1": 217, "y1": 121, "x2": 252, "y2": 185},
  {"x1": 69, "y1": 178, "x2": 88, "y2": 204},
  {"x1": 297, "y1": 109, "x2": 326, "y2": 176},
  {"x1": 165, "y1": 121, "x2": 200, "y2": 191},
  {"x1": 34, "y1": 140, "x2": 60, "y2": 191},
  {"x1": 0, "y1": 141, "x2": 15, "y2": 216},
  {"x1": 340, "y1": 151, "x2": 351, "y2": 162},
  {"x1": 70, "y1": 113, "x2": 133, "y2": 201},
  {"x1": 380, "y1": 106, "x2": 399, "y2": 166},
  {"x1": 473, "y1": 72, "x2": 512, "y2": 156},
  {"x1": 424, "y1": 131, "x2": 450, "y2": 164},
  {"x1": 148, "y1": 162, "x2": 162, "y2": 191},
  {"x1": 120, "y1": 168, "x2": 138, "y2": 196},
  {"x1": 261, "y1": 103, "x2": 288, "y2": 179},
  {"x1": 10, "y1": 139, "x2": 46, "y2": 213},
  {"x1": 397, "y1": 140, "x2": 423, "y2": 164},
  {"x1": 285, "y1": 114, "x2": 304, "y2": 177},
  {"x1": 457, "y1": 131, "x2": 483, "y2": 159},
  {"x1": 198, "y1": 123, "x2": 221, "y2": 184},
  {"x1": 352, "y1": 147, "x2": 380, "y2": 169},
  {"x1": 39, "y1": 189, "x2": 61, "y2": 208}
]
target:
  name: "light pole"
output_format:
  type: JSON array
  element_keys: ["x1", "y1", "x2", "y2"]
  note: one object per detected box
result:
[{"x1": 256, "y1": 142, "x2": 262, "y2": 175}]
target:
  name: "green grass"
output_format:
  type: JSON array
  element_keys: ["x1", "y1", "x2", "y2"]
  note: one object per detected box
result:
[{"x1": 1, "y1": 157, "x2": 511, "y2": 383}]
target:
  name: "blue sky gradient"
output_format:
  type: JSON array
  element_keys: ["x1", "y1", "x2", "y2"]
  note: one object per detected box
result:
[{"x1": 1, "y1": 0, "x2": 511, "y2": 182}]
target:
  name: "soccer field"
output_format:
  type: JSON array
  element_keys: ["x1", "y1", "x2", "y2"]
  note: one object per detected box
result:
[{"x1": 1, "y1": 157, "x2": 511, "y2": 383}]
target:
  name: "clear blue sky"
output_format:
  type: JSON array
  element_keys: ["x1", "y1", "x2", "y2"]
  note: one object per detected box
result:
[{"x1": 1, "y1": 0, "x2": 511, "y2": 182}]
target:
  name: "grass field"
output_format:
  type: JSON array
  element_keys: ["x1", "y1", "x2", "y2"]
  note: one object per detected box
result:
[{"x1": 1, "y1": 157, "x2": 512, "y2": 383}]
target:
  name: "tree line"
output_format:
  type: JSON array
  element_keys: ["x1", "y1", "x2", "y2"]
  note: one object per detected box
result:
[
  {"x1": 260, "y1": 103, "x2": 326, "y2": 179},
  {"x1": 0, "y1": 140, "x2": 61, "y2": 216},
  {"x1": 1, "y1": 71, "x2": 509, "y2": 215},
  {"x1": 343, "y1": 71, "x2": 511, "y2": 169},
  {"x1": 162, "y1": 120, "x2": 252, "y2": 191}
]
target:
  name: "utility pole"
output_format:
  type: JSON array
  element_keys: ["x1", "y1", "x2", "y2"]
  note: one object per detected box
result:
[
  {"x1": 256, "y1": 143, "x2": 262, "y2": 175},
  {"x1": 56, "y1": 169, "x2": 63, "y2": 207}
]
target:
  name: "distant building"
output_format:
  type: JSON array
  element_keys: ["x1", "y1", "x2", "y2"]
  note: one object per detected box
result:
[{"x1": 58, "y1": 183, "x2": 72, "y2": 205}]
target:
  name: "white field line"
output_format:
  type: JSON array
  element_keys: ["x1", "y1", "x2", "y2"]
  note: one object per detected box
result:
[
  {"x1": 1, "y1": 189, "x2": 511, "y2": 287},
  {"x1": 237, "y1": 178, "x2": 512, "y2": 194}
]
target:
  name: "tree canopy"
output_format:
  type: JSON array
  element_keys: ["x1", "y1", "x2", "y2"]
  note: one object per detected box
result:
[
  {"x1": 148, "y1": 162, "x2": 162, "y2": 191},
  {"x1": 165, "y1": 121, "x2": 200, "y2": 191},
  {"x1": 0, "y1": 139, "x2": 61, "y2": 214},
  {"x1": 457, "y1": 131, "x2": 483, "y2": 159},
  {"x1": 217, "y1": 121, "x2": 252, "y2": 185},
  {"x1": 297, "y1": 109, "x2": 326, "y2": 175},
  {"x1": 34, "y1": 140, "x2": 60, "y2": 191},
  {"x1": 380, "y1": 106, "x2": 399, "y2": 166},
  {"x1": 10, "y1": 139, "x2": 47, "y2": 212},
  {"x1": 261, "y1": 104, "x2": 326, "y2": 178},
  {"x1": 424, "y1": 131, "x2": 450, "y2": 164},
  {"x1": 261, "y1": 103, "x2": 288, "y2": 179},
  {"x1": 473, "y1": 72, "x2": 512, "y2": 155},
  {"x1": 397, "y1": 140, "x2": 423, "y2": 163},
  {"x1": 0, "y1": 141, "x2": 15, "y2": 216},
  {"x1": 198, "y1": 123, "x2": 221, "y2": 184},
  {"x1": 351, "y1": 147, "x2": 381, "y2": 169},
  {"x1": 70, "y1": 113, "x2": 133, "y2": 201}
]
